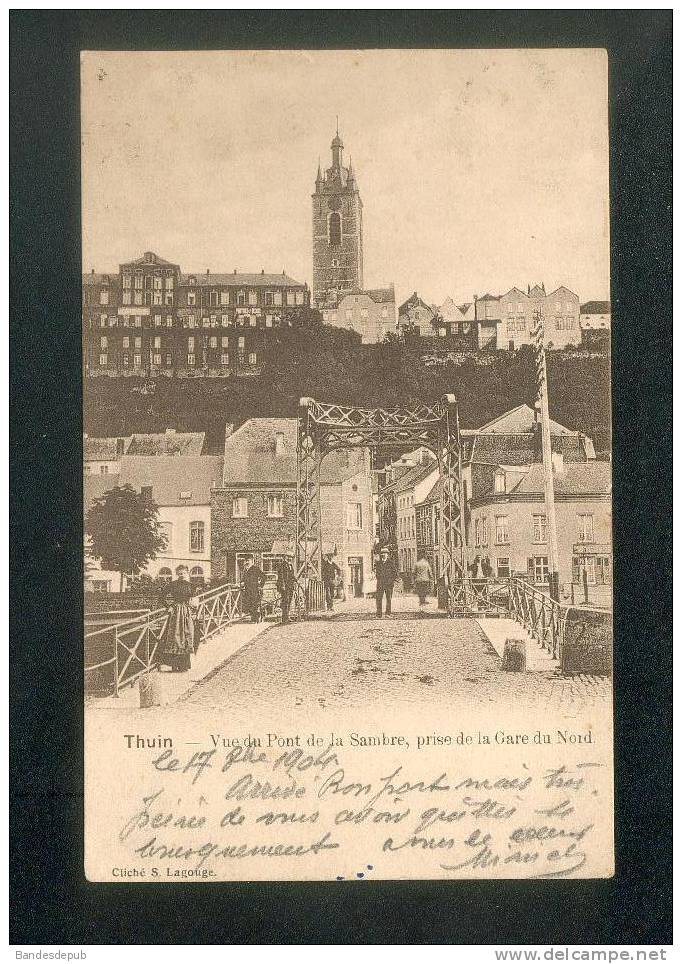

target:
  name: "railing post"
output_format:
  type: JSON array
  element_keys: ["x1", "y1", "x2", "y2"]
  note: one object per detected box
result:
[
  {"x1": 113, "y1": 626, "x2": 120, "y2": 698},
  {"x1": 145, "y1": 613, "x2": 150, "y2": 672}
]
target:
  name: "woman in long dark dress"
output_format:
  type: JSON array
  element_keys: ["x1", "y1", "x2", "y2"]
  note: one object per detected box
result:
[{"x1": 159, "y1": 566, "x2": 194, "y2": 672}]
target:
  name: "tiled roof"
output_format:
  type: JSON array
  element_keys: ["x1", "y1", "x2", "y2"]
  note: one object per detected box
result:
[
  {"x1": 364, "y1": 286, "x2": 395, "y2": 304},
  {"x1": 82, "y1": 273, "x2": 116, "y2": 286},
  {"x1": 581, "y1": 300, "x2": 611, "y2": 314},
  {"x1": 468, "y1": 433, "x2": 591, "y2": 466},
  {"x1": 83, "y1": 435, "x2": 131, "y2": 461},
  {"x1": 476, "y1": 293, "x2": 500, "y2": 302},
  {"x1": 383, "y1": 462, "x2": 435, "y2": 495},
  {"x1": 477, "y1": 404, "x2": 576, "y2": 436},
  {"x1": 127, "y1": 252, "x2": 176, "y2": 267},
  {"x1": 222, "y1": 418, "x2": 366, "y2": 485},
  {"x1": 180, "y1": 272, "x2": 304, "y2": 288},
  {"x1": 398, "y1": 292, "x2": 432, "y2": 313},
  {"x1": 126, "y1": 431, "x2": 205, "y2": 456},
  {"x1": 457, "y1": 303, "x2": 472, "y2": 314},
  {"x1": 118, "y1": 455, "x2": 224, "y2": 505},
  {"x1": 420, "y1": 476, "x2": 443, "y2": 505},
  {"x1": 546, "y1": 285, "x2": 579, "y2": 299},
  {"x1": 508, "y1": 461, "x2": 611, "y2": 497}
]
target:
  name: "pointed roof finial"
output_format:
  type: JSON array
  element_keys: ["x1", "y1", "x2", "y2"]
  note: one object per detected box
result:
[{"x1": 336, "y1": 114, "x2": 339, "y2": 135}]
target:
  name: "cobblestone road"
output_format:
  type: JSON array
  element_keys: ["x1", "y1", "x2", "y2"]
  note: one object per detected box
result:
[{"x1": 183, "y1": 596, "x2": 610, "y2": 721}]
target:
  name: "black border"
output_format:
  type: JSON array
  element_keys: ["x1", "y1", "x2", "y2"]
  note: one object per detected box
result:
[{"x1": 10, "y1": 10, "x2": 672, "y2": 946}]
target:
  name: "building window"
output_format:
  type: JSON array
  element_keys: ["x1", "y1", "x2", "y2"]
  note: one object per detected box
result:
[
  {"x1": 532, "y1": 513, "x2": 547, "y2": 543},
  {"x1": 237, "y1": 291, "x2": 245, "y2": 306},
  {"x1": 122, "y1": 274, "x2": 131, "y2": 289},
  {"x1": 495, "y1": 515, "x2": 509, "y2": 545},
  {"x1": 221, "y1": 353, "x2": 230, "y2": 366},
  {"x1": 494, "y1": 471, "x2": 505, "y2": 494},
  {"x1": 221, "y1": 336, "x2": 229, "y2": 348},
  {"x1": 153, "y1": 336, "x2": 161, "y2": 349},
  {"x1": 187, "y1": 315, "x2": 195, "y2": 329},
  {"x1": 99, "y1": 290, "x2": 109, "y2": 305},
  {"x1": 190, "y1": 521, "x2": 205, "y2": 553},
  {"x1": 122, "y1": 354, "x2": 129, "y2": 367},
  {"x1": 154, "y1": 314, "x2": 162, "y2": 327},
  {"x1": 122, "y1": 291, "x2": 131, "y2": 305},
  {"x1": 133, "y1": 353, "x2": 142, "y2": 367},
  {"x1": 578, "y1": 513, "x2": 595, "y2": 542},
  {"x1": 267, "y1": 493, "x2": 284, "y2": 518},
  {"x1": 209, "y1": 336, "x2": 217, "y2": 349},
  {"x1": 248, "y1": 352, "x2": 257, "y2": 365},
  {"x1": 496, "y1": 557, "x2": 511, "y2": 578},
  {"x1": 232, "y1": 497, "x2": 248, "y2": 518},
  {"x1": 329, "y1": 211, "x2": 342, "y2": 245},
  {"x1": 274, "y1": 291, "x2": 282, "y2": 306},
  {"x1": 100, "y1": 336, "x2": 108, "y2": 349},
  {"x1": 99, "y1": 465, "x2": 108, "y2": 475},
  {"x1": 91, "y1": 579, "x2": 110, "y2": 593},
  {"x1": 165, "y1": 353, "x2": 172, "y2": 366},
  {"x1": 248, "y1": 290, "x2": 258, "y2": 306},
  {"x1": 190, "y1": 566, "x2": 204, "y2": 587},
  {"x1": 360, "y1": 307, "x2": 369, "y2": 319},
  {"x1": 481, "y1": 516, "x2": 488, "y2": 545},
  {"x1": 134, "y1": 337, "x2": 142, "y2": 348},
  {"x1": 529, "y1": 556, "x2": 549, "y2": 584},
  {"x1": 166, "y1": 315, "x2": 172, "y2": 328},
  {"x1": 158, "y1": 567, "x2": 172, "y2": 585},
  {"x1": 210, "y1": 291, "x2": 219, "y2": 307},
  {"x1": 296, "y1": 291, "x2": 304, "y2": 306},
  {"x1": 346, "y1": 502, "x2": 363, "y2": 530},
  {"x1": 187, "y1": 291, "x2": 196, "y2": 306},
  {"x1": 152, "y1": 353, "x2": 161, "y2": 365},
  {"x1": 153, "y1": 292, "x2": 162, "y2": 307},
  {"x1": 187, "y1": 354, "x2": 195, "y2": 366},
  {"x1": 99, "y1": 353, "x2": 107, "y2": 367},
  {"x1": 265, "y1": 291, "x2": 273, "y2": 306},
  {"x1": 286, "y1": 291, "x2": 296, "y2": 306}
]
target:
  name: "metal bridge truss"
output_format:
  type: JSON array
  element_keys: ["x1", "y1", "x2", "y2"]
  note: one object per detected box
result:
[{"x1": 295, "y1": 395, "x2": 469, "y2": 615}]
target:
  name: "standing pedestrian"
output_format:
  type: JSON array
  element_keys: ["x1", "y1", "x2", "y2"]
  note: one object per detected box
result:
[
  {"x1": 241, "y1": 556, "x2": 265, "y2": 623},
  {"x1": 277, "y1": 551, "x2": 296, "y2": 625},
  {"x1": 375, "y1": 547, "x2": 398, "y2": 617},
  {"x1": 158, "y1": 565, "x2": 195, "y2": 673},
  {"x1": 413, "y1": 552, "x2": 433, "y2": 610},
  {"x1": 321, "y1": 553, "x2": 340, "y2": 612}
]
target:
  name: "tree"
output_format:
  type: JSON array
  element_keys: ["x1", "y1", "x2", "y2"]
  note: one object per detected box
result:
[{"x1": 85, "y1": 485, "x2": 167, "y2": 593}]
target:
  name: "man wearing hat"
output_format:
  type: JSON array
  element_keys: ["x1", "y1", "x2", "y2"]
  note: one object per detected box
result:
[
  {"x1": 277, "y1": 550, "x2": 296, "y2": 625},
  {"x1": 375, "y1": 546, "x2": 398, "y2": 618},
  {"x1": 241, "y1": 555, "x2": 265, "y2": 623}
]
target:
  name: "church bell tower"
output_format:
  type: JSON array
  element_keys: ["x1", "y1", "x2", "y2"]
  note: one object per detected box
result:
[{"x1": 312, "y1": 127, "x2": 363, "y2": 308}]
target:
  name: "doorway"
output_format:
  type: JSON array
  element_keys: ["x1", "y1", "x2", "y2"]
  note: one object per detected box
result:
[{"x1": 347, "y1": 557, "x2": 364, "y2": 597}]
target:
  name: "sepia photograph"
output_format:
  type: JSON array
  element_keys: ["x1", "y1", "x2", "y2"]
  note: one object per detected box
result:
[{"x1": 78, "y1": 48, "x2": 618, "y2": 883}]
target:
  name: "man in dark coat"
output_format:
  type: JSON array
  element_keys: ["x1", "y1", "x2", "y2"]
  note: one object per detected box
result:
[
  {"x1": 375, "y1": 547, "x2": 398, "y2": 617},
  {"x1": 277, "y1": 552, "x2": 296, "y2": 625},
  {"x1": 321, "y1": 553, "x2": 340, "y2": 612},
  {"x1": 241, "y1": 556, "x2": 265, "y2": 622}
]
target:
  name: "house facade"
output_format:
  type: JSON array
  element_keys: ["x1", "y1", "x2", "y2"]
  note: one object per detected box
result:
[
  {"x1": 397, "y1": 292, "x2": 436, "y2": 336},
  {"x1": 497, "y1": 284, "x2": 581, "y2": 350},
  {"x1": 210, "y1": 419, "x2": 374, "y2": 596},
  {"x1": 321, "y1": 286, "x2": 396, "y2": 343},
  {"x1": 467, "y1": 459, "x2": 612, "y2": 608},
  {"x1": 83, "y1": 251, "x2": 310, "y2": 378},
  {"x1": 580, "y1": 300, "x2": 611, "y2": 330}
]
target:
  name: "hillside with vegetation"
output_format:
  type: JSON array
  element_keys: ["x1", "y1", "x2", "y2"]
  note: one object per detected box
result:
[{"x1": 83, "y1": 328, "x2": 611, "y2": 456}]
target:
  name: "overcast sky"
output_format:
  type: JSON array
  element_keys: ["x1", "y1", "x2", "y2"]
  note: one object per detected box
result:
[{"x1": 82, "y1": 49, "x2": 609, "y2": 306}]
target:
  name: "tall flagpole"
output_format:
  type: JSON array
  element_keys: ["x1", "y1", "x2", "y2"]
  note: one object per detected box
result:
[{"x1": 532, "y1": 308, "x2": 560, "y2": 601}]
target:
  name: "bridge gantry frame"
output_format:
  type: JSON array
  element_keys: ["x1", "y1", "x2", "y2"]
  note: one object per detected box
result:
[{"x1": 295, "y1": 394, "x2": 470, "y2": 616}]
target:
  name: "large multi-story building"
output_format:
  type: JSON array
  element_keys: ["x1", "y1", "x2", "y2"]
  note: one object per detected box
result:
[
  {"x1": 210, "y1": 418, "x2": 374, "y2": 597},
  {"x1": 83, "y1": 251, "x2": 310, "y2": 377},
  {"x1": 497, "y1": 284, "x2": 581, "y2": 350}
]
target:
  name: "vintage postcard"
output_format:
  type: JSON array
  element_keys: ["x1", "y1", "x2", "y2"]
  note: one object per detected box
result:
[{"x1": 82, "y1": 49, "x2": 613, "y2": 881}]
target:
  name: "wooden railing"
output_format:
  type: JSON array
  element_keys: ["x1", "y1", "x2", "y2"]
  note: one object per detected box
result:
[{"x1": 84, "y1": 582, "x2": 243, "y2": 697}]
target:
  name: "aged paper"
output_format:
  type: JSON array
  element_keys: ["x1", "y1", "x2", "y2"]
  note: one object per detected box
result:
[{"x1": 82, "y1": 49, "x2": 613, "y2": 881}]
